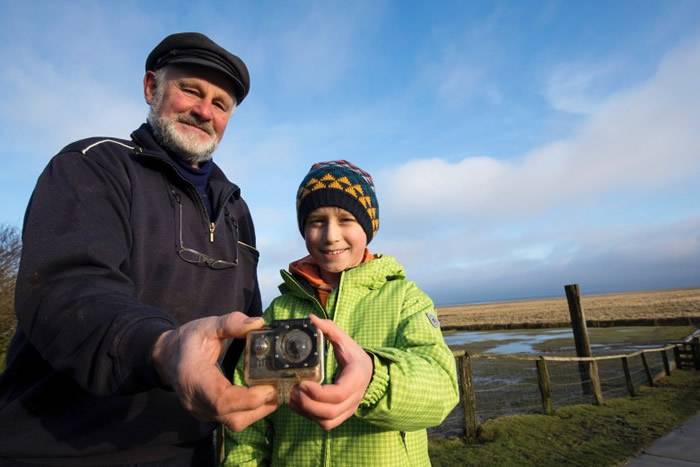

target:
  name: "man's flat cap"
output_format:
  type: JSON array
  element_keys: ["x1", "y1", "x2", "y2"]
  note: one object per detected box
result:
[{"x1": 146, "y1": 32, "x2": 250, "y2": 104}]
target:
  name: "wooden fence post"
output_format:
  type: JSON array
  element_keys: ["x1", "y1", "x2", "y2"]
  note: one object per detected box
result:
[
  {"x1": 692, "y1": 337, "x2": 700, "y2": 370},
  {"x1": 565, "y1": 284, "x2": 594, "y2": 395},
  {"x1": 536, "y1": 358, "x2": 553, "y2": 415},
  {"x1": 458, "y1": 353, "x2": 478, "y2": 442},
  {"x1": 621, "y1": 357, "x2": 636, "y2": 396},
  {"x1": 673, "y1": 346, "x2": 682, "y2": 369},
  {"x1": 589, "y1": 360, "x2": 604, "y2": 405},
  {"x1": 640, "y1": 352, "x2": 654, "y2": 387},
  {"x1": 662, "y1": 349, "x2": 671, "y2": 376}
]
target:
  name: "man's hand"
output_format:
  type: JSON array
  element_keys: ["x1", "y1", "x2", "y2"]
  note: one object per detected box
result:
[
  {"x1": 151, "y1": 312, "x2": 278, "y2": 432},
  {"x1": 288, "y1": 314, "x2": 373, "y2": 431}
]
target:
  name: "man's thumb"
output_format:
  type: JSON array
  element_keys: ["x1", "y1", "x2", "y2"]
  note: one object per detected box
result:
[{"x1": 217, "y1": 312, "x2": 265, "y2": 339}]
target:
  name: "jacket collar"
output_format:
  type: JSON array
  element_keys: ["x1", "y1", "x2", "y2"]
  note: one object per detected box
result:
[
  {"x1": 130, "y1": 123, "x2": 241, "y2": 199},
  {"x1": 288, "y1": 250, "x2": 375, "y2": 308},
  {"x1": 280, "y1": 254, "x2": 406, "y2": 301}
]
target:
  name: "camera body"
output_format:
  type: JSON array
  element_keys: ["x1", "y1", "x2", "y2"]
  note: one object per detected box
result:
[{"x1": 244, "y1": 318, "x2": 324, "y2": 398}]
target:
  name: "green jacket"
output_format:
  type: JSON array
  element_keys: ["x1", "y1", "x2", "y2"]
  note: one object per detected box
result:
[{"x1": 223, "y1": 255, "x2": 459, "y2": 467}]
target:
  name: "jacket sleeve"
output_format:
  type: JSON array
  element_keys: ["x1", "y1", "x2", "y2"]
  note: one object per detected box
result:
[
  {"x1": 356, "y1": 282, "x2": 459, "y2": 431},
  {"x1": 14, "y1": 150, "x2": 175, "y2": 396},
  {"x1": 222, "y1": 342, "x2": 271, "y2": 466}
]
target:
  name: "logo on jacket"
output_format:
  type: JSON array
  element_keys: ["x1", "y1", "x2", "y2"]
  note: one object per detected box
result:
[{"x1": 426, "y1": 312, "x2": 440, "y2": 328}]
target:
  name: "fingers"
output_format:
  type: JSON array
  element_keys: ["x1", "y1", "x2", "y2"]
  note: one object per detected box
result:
[
  {"x1": 289, "y1": 384, "x2": 362, "y2": 431},
  {"x1": 188, "y1": 374, "x2": 278, "y2": 421},
  {"x1": 160, "y1": 313, "x2": 274, "y2": 425},
  {"x1": 214, "y1": 384, "x2": 278, "y2": 413},
  {"x1": 197, "y1": 363, "x2": 276, "y2": 405},
  {"x1": 218, "y1": 399, "x2": 279, "y2": 432},
  {"x1": 287, "y1": 315, "x2": 374, "y2": 430},
  {"x1": 151, "y1": 329, "x2": 177, "y2": 388},
  {"x1": 316, "y1": 407, "x2": 357, "y2": 431},
  {"x1": 308, "y1": 315, "x2": 357, "y2": 367},
  {"x1": 216, "y1": 312, "x2": 265, "y2": 340},
  {"x1": 288, "y1": 353, "x2": 372, "y2": 427},
  {"x1": 308, "y1": 314, "x2": 348, "y2": 348},
  {"x1": 290, "y1": 384, "x2": 356, "y2": 416},
  {"x1": 295, "y1": 380, "x2": 346, "y2": 404},
  {"x1": 307, "y1": 317, "x2": 373, "y2": 391},
  {"x1": 204, "y1": 378, "x2": 278, "y2": 433}
]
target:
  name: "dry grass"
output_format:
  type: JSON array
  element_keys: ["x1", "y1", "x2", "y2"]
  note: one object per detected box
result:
[{"x1": 438, "y1": 287, "x2": 700, "y2": 329}]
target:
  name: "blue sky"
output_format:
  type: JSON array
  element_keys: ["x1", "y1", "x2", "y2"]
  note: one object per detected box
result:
[{"x1": 1, "y1": 1, "x2": 699, "y2": 306}]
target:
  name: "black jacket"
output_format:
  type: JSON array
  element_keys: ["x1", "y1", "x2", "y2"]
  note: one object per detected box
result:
[{"x1": 0, "y1": 124, "x2": 261, "y2": 464}]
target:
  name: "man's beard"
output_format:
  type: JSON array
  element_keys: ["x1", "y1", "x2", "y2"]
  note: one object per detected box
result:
[{"x1": 148, "y1": 103, "x2": 219, "y2": 166}]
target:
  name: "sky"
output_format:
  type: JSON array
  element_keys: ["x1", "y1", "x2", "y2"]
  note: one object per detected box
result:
[{"x1": 1, "y1": 1, "x2": 699, "y2": 306}]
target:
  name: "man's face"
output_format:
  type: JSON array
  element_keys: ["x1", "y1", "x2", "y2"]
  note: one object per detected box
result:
[
  {"x1": 145, "y1": 65, "x2": 236, "y2": 165},
  {"x1": 304, "y1": 206, "x2": 368, "y2": 287}
]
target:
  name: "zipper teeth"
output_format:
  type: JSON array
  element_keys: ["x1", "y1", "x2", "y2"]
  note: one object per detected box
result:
[
  {"x1": 282, "y1": 270, "x2": 327, "y2": 318},
  {"x1": 323, "y1": 273, "x2": 345, "y2": 467},
  {"x1": 171, "y1": 185, "x2": 211, "y2": 238},
  {"x1": 145, "y1": 153, "x2": 235, "y2": 238},
  {"x1": 279, "y1": 268, "x2": 332, "y2": 465}
]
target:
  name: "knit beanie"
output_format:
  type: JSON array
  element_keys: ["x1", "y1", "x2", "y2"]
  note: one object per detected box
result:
[{"x1": 296, "y1": 160, "x2": 379, "y2": 243}]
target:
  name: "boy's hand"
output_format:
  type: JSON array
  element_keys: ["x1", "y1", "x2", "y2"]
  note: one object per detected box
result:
[
  {"x1": 288, "y1": 314, "x2": 373, "y2": 431},
  {"x1": 152, "y1": 312, "x2": 279, "y2": 432}
]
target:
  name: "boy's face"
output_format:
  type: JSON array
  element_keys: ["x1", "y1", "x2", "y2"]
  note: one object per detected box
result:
[{"x1": 304, "y1": 206, "x2": 367, "y2": 285}]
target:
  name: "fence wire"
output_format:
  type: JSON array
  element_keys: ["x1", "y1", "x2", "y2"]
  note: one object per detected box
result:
[
  {"x1": 547, "y1": 360, "x2": 597, "y2": 408},
  {"x1": 646, "y1": 350, "x2": 667, "y2": 378},
  {"x1": 430, "y1": 345, "x2": 688, "y2": 438}
]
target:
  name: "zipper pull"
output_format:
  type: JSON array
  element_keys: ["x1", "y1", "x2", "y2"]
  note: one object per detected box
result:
[{"x1": 209, "y1": 222, "x2": 215, "y2": 243}]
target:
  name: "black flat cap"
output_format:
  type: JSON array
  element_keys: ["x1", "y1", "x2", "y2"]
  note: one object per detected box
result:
[{"x1": 146, "y1": 32, "x2": 250, "y2": 104}]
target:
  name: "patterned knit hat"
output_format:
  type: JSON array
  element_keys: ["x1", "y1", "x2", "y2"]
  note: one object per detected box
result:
[{"x1": 296, "y1": 160, "x2": 379, "y2": 243}]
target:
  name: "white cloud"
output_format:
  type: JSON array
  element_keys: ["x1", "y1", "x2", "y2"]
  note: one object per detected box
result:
[
  {"x1": 436, "y1": 67, "x2": 484, "y2": 107},
  {"x1": 384, "y1": 215, "x2": 700, "y2": 305},
  {"x1": 544, "y1": 61, "x2": 620, "y2": 115},
  {"x1": 381, "y1": 35, "x2": 700, "y2": 220},
  {"x1": 0, "y1": 57, "x2": 144, "y2": 154},
  {"x1": 0, "y1": 2, "x2": 155, "y2": 161}
]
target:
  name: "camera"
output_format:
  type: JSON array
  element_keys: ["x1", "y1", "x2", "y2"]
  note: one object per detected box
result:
[{"x1": 244, "y1": 318, "x2": 324, "y2": 403}]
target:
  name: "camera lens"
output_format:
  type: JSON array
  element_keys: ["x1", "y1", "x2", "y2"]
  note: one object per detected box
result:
[{"x1": 280, "y1": 329, "x2": 313, "y2": 363}]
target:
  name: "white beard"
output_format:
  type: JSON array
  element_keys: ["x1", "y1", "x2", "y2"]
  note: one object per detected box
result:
[{"x1": 147, "y1": 103, "x2": 219, "y2": 166}]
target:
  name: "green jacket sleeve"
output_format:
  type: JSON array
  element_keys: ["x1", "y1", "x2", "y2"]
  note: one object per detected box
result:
[
  {"x1": 222, "y1": 356, "x2": 271, "y2": 467},
  {"x1": 356, "y1": 283, "x2": 459, "y2": 431}
]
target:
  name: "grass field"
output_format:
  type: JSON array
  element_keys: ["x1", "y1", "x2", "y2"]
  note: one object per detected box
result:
[
  {"x1": 429, "y1": 369, "x2": 700, "y2": 466},
  {"x1": 438, "y1": 287, "x2": 700, "y2": 329}
]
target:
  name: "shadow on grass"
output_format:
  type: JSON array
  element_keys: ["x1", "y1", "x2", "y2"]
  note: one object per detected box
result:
[{"x1": 430, "y1": 369, "x2": 700, "y2": 467}]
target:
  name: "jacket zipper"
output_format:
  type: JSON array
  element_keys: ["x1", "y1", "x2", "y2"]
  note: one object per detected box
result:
[
  {"x1": 138, "y1": 149, "x2": 234, "y2": 243},
  {"x1": 280, "y1": 270, "x2": 328, "y2": 319},
  {"x1": 279, "y1": 270, "x2": 348, "y2": 467},
  {"x1": 324, "y1": 272, "x2": 348, "y2": 467},
  {"x1": 206, "y1": 188, "x2": 235, "y2": 243}
]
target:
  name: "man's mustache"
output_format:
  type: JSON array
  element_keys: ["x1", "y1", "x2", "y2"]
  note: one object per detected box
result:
[{"x1": 177, "y1": 114, "x2": 215, "y2": 137}]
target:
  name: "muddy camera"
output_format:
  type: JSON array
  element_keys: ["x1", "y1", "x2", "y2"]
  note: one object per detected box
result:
[{"x1": 244, "y1": 318, "x2": 324, "y2": 403}]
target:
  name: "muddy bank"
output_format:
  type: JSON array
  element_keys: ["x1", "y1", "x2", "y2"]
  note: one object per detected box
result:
[{"x1": 440, "y1": 316, "x2": 700, "y2": 331}]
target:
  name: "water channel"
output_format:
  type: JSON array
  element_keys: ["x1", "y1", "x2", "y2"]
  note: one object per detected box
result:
[{"x1": 443, "y1": 325, "x2": 696, "y2": 355}]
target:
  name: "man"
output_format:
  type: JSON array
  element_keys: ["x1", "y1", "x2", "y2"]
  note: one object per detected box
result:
[{"x1": 0, "y1": 32, "x2": 277, "y2": 466}]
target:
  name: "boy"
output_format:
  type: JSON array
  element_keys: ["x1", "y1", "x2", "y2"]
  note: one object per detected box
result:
[{"x1": 224, "y1": 160, "x2": 459, "y2": 466}]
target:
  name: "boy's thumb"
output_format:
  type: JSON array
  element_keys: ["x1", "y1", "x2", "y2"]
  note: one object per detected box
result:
[{"x1": 309, "y1": 314, "x2": 346, "y2": 346}]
